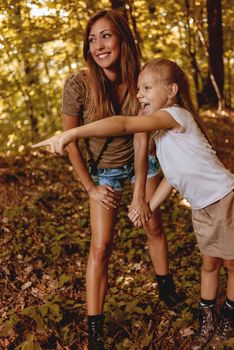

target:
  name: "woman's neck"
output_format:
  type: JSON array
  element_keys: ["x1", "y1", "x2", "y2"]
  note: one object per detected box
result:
[{"x1": 103, "y1": 65, "x2": 122, "y2": 83}]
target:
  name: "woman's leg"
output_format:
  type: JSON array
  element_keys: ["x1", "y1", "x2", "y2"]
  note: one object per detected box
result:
[
  {"x1": 133, "y1": 174, "x2": 182, "y2": 306},
  {"x1": 86, "y1": 194, "x2": 121, "y2": 315},
  {"x1": 86, "y1": 195, "x2": 121, "y2": 350},
  {"x1": 143, "y1": 175, "x2": 169, "y2": 275}
]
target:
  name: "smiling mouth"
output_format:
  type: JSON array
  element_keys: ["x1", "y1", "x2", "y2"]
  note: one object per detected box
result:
[
  {"x1": 97, "y1": 53, "x2": 111, "y2": 60},
  {"x1": 141, "y1": 102, "x2": 150, "y2": 109}
]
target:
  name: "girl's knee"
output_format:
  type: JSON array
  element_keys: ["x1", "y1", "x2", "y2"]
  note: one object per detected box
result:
[
  {"x1": 224, "y1": 259, "x2": 234, "y2": 272},
  {"x1": 202, "y1": 258, "x2": 222, "y2": 273}
]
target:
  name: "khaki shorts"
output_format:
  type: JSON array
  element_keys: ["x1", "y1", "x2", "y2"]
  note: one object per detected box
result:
[{"x1": 192, "y1": 190, "x2": 234, "y2": 259}]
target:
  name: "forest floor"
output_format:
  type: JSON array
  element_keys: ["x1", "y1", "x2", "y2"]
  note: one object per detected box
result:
[{"x1": 0, "y1": 109, "x2": 234, "y2": 350}]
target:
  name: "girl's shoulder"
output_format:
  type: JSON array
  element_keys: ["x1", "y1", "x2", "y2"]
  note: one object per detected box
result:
[{"x1": 161, "y1": 105, "x2": 193, "y2": 132}]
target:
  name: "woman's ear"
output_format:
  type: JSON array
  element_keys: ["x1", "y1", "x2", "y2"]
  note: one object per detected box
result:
[{"x1": 168, "y1": 83, "x2": 178, "y2": 98}]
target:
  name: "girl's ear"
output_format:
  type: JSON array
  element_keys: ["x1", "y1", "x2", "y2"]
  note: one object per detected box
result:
[{"x1": 168, "y1": 83, "x2": 178, "y2": 98}]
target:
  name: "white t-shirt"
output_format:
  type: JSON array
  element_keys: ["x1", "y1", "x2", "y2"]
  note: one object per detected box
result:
[{"x1": 154, "y1": 106, "x2": 234, "y2": 209}]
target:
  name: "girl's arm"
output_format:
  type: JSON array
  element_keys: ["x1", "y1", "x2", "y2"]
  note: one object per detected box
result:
[
  {"x1": 32, "y1": 111, "x2": 179, "y2": 154},
  {"x1": 148, "y1": 177, "x2": 173, "y2": 212}
]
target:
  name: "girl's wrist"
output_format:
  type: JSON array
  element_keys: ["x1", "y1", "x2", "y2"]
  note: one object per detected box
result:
[{"x1": 70, "y1": 128, "x2": 78, "y2": 142}]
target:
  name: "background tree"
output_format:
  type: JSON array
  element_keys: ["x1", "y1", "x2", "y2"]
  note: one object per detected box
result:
[
  {"x1": 207, "y1": 0, "x2": 224, "y2": 111},
  {"x1": 0, "y1": 0, "x2": 233, "y2": 156}
]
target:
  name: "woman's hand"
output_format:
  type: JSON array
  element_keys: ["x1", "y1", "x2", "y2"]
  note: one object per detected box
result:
[
  {"x1": 88, "y1": 184, "x2": 120, "y2": 210},
  {"x1": 32, "y1": 129, "x2": 76, "y2": 155},
  {"x1": 128, "y1": 197, "x2": 152, "y2": 227}
]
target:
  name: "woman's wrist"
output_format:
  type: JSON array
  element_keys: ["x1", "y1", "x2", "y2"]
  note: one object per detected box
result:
[
  {"x1": 86, "y1": 182, "x2": 96, "y2": 193},
  {"x1": 132, "y1": 187, "x2": 145, "y2": 200}
]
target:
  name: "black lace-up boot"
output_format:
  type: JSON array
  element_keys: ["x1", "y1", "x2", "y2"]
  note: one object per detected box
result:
[
  {"x1": 156, "y1": 274, "x2": 185, "y2": 307},
  {"x1": 88, "y1": 314, "x2": 105, "y2": 350},
  {"x1": 190, "y1": 305, "x2": 217, "y2": 350},
  {"x1": 208, "y1": 303, "x2": 234, "y2": 349}
]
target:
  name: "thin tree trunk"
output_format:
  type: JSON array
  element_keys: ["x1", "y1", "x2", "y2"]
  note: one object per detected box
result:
[
  {"x1": 110, "y1": 0, "x2": 142, "y2": 59},
  {"x1": 184, "y1": 0, "x2": 200, "y2": 104},
  {"x1": 110, "y1": 0, "x2": 128, "y2": 17},
  {"x1": 207, "y1": 0, "x2": 225, "y2": 111}
]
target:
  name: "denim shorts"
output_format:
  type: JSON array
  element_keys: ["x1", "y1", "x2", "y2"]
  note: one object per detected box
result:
[{"x1": 88, "y1": 154, "x2": 161, "y2": 191}]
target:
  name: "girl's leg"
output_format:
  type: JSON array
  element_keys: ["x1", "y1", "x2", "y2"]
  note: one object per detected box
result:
[
  {"x1": 224, "y1": 259, "x2": 234, "y2": 301},
  {"x1": 191, "y1": 255, "x2": 222, "y2": 350},
  {"x1": 86, "y1": 194, "x2": 121, "y2": 315},
  {"x1": 201, "y1": 255, "x2": 222, "y2": 300},
  {"x1": 208, "y1": 259, "x2": 234, "y2": 348}
]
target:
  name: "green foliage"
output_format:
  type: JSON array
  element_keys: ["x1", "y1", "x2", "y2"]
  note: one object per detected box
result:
[
  {"x1": 0, "y1": 113, "x2": 233, "y2": 348},
  {"x1": 0, "y1": 0, "x2": 233, "y2": 155},
  {"x1": 15, "y1": 335, "x2": 42, "y2": 350}
]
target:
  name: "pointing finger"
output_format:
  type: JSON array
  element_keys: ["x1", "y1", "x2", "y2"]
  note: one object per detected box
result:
[{"x1": 32, "y1": 139, "x2": 51, "y2": 148}]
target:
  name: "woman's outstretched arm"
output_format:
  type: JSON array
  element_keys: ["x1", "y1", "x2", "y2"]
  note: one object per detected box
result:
[{"x1": 32, "y1": 111, "x2": 179, "y2": 154}]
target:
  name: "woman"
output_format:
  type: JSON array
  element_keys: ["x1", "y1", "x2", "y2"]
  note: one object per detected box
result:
[{"x1": 60, "y1": 9, "x2": 181, "y2": 349}]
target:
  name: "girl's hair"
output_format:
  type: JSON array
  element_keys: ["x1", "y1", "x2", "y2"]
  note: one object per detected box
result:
[
  {"x1": 142, "y1": 58, "x2": 209, "y2": 141},
  {"x1": 83, "y1": 9, "x2": 140, "y2": 120}
]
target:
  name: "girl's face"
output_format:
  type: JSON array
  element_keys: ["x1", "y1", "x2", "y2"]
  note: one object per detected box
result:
[
  {"x1": 88, "y1": 17, "x2": 121, "y2": 73},
  {"x1": 137, "y1": 69, "x2": 171, "y2": 114}
]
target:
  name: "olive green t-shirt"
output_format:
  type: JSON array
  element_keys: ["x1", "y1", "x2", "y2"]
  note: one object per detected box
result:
[{"x1": 62, "y1": 71, "x2": 134, "y2": 168}]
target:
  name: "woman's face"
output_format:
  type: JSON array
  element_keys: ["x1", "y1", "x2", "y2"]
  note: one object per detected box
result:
[{"x1": 88, "y1": 17, "x2": 121, "y2": 73}]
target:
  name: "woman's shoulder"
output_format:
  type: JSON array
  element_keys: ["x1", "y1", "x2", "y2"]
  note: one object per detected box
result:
[
  {"x1": 64, "y1": 68, "x2": 88, "y2": 88},
  {"x1": 62, "y1": 68, "x2": 90, "y2": 113}
]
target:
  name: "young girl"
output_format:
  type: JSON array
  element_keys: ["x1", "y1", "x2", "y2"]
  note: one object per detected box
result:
[{"x1": 33, "y1": 58, "x2": 234, "y2": 349}]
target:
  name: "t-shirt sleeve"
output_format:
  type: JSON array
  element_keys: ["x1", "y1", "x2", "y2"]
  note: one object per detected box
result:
[
  {"x1": 62, "y1": 73, "x2": 86, "y2": 117},
  {"x1": 162, "y1": 106, "x2": 188, "y2": 133}
]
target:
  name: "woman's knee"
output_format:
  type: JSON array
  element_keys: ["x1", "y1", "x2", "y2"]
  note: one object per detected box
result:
[
  {"x1": 90, "y1": 242, "x2": 112, "y2": 264},
  {"x1": 145, "y1": 221, "x2": 163, "y2": 239}
]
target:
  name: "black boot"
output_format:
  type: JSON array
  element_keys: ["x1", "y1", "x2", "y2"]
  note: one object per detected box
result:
[
  {"x1": 156, "y1": 274, "x2": 185, "y2": 307},
  {"x1": 208, "y1": 303, "x2": 234, "y2": 349},
  {"x1": 190, "y1": 305, "x2": 217, "y2": 350},
  {"x1": 88, "y1": 314, "x2": 105, "y2": 350}
]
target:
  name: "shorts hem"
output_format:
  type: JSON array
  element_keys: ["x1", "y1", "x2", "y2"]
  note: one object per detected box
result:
[{"x1": 199, "y1": 249, "x2": 234, "y2": 260}]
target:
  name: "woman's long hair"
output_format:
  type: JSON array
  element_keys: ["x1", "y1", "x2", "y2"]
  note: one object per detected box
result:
[
  {"x1": 143, "y1": 58, "x2": 210, "y2": 141},
  {"x1": 83, "y1": 9, "x2": 140, "y2": 120}
]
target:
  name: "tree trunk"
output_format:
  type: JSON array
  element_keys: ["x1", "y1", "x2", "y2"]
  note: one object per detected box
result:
[
  {"x1": 184, "y1": 0, "x2": 200, "y2": 105},
  {"x1": 14, "y1": 3, "x2": 39, "y2": 135},
  {"x1": 110, "y1": 0, "x2": 142, "y2": 59},
  {"x1": 110, "y1": 0, "x2": 128, "y2": 17},
  {"x1": 207, "y1": 0, "x2": 225, "y2": 111}
]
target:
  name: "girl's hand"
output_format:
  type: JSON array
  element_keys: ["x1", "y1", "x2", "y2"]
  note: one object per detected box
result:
[
  {"x1": 88, "y1": 185, "x2": 120, "y2": 210},
  {"x1": 32, "y1": 130, "x2": 76, "y2": 155},
  {"x1": 128, "y1": 208, "x2": 141, "y2": 227},
  {"x1": 128, "y1": 198, "x2": 152, "y2": 227}
]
